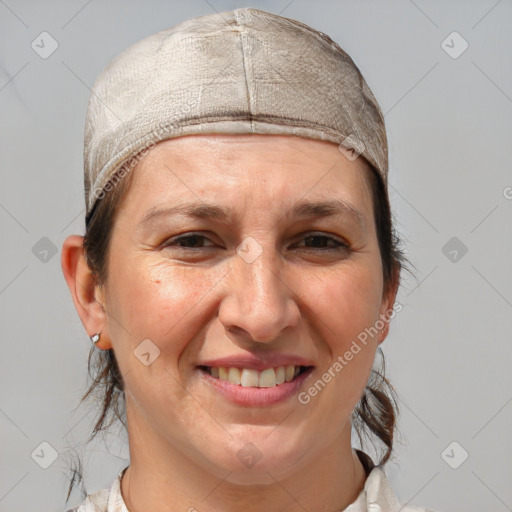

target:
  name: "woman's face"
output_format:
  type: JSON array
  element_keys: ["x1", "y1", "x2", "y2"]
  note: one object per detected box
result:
[{"x1": 97, "y1": 134, "x2": 396, "y2": 482}]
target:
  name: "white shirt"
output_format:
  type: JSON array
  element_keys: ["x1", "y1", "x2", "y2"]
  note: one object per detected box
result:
[{"x1": 67, "y1": 462, "x2": 437, "y2": 512}]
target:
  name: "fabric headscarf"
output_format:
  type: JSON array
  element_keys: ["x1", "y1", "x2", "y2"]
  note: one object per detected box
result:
[{"x1": 83, "y1": 7, "x2": 388, "y2": 220}]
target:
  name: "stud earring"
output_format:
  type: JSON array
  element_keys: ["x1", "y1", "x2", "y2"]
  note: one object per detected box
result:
[{"x1": 90, "y1": 332, "x2": 101, "y2": 344}]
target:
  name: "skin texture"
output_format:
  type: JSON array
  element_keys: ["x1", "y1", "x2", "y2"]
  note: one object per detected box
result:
[{"x1": 62, "y1": 134, "x2": 398, "y2": 512}]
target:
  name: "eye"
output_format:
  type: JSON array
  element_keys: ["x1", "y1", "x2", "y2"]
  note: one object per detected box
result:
[
  {"x1": 292, "y1": 233, "x2": 348, "y2": 252},
  {"x1": 162, "y1": 233, "x2": 214, "y2": 249}
]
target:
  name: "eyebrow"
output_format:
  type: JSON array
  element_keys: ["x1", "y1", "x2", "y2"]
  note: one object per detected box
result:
[{"x1": 139, "y1": 198, "x2": 366, "y2": 230}]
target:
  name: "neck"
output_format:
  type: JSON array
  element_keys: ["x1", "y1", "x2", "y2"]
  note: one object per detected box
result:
[{"x1": 121, "y1": 404, "x2": 367, "y2": 512}]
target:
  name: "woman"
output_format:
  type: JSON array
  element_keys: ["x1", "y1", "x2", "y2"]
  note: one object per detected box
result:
[{"x1": 61, "y1": 7, "x2": 435, "y2": 512}]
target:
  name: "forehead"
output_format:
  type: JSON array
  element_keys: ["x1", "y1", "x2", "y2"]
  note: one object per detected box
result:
[{"x1": 121, "y1": 134, "x2": 374, "y2": 218}]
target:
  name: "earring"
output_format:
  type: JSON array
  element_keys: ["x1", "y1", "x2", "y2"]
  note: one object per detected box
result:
[{"x1": 90, "y1": 332, "x2": 101, "y2": 344}]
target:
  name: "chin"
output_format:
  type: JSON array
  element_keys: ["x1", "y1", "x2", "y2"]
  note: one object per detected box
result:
[{"x1": 203, "y1": 434, "x2": 308, "y2": 485}]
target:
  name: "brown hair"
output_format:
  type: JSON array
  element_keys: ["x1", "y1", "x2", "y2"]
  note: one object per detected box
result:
[{"x1": 64, "y1": 152, "x2": 412, "y2": 504}]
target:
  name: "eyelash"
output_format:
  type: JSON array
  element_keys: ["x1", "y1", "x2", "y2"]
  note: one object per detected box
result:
[{"x1": 162, "y1": 232, "x2": 349, "y2": 252}]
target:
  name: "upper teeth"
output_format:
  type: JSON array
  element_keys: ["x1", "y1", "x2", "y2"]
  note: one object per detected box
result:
[{"x1": 209, "y1": 365, "x2": 302, "y2": 387}]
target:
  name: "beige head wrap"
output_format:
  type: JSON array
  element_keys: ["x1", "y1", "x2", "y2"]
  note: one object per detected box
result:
[{"x1": 83, "y1": 7, "x2": 388, "y2": 220}]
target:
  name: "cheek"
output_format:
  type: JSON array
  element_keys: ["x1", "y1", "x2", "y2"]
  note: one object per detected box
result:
[
  {"x1": 108, "y1": 257, "x2": 225, "y2": 362},
  {"x1": 106, "y1": 260, "x2": 225, "y2": 414},
  {"x1": 306, "y1": 263, "x2": 382, "y2": 400},
  {"x1": 313, "y1": 262, "x2": 383, "y2": 345}
]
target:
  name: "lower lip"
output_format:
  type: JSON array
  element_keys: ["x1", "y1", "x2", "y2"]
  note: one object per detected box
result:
[{"x1": 197, "y1": 367, "x2": 314, "y2": 407}]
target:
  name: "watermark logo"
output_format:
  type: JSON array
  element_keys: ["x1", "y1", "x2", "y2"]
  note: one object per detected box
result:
[
  {"x1": 441, "y1": 31, "x2": 468, "y2": 59},
  {"x1": 31, "y1": 441, "x2": 58, "y2": 469},
  {"x1": 236, "y1": 236, "x2": 263, "y2": 264},
  {"x1": 31, "y1": 32, "x2": 58, "y2": 59},
  {"x1": 442, "y1": 236, "x2": 468, "y2": 263},
  {"x1": 441, "y1": 441, "x2": 469, "y2": 469},
  {"x1": 134, "y1": 338, "x2": 160, "y2": 366},
  {"x1": 32, "y1": 237, "x2": 58, "y2": 263},
  {"x1": 338, "y1": 134, "x2": 365, "y2": 162},
  {"x1": 237, "y1": 442, "x2": 262, "y2": 468}
]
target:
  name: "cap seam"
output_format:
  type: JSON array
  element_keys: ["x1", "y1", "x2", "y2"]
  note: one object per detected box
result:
[{"x1": 234, "y1": 9, "x2": 254, "y2": 131}]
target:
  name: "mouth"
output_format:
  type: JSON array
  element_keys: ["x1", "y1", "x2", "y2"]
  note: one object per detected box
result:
[
  {"x1": 198, "y1": 364, "x2": 312, "y2": 387},
  {"x1": 196, "y1": 364, "x2": 314, "y2": 407}
]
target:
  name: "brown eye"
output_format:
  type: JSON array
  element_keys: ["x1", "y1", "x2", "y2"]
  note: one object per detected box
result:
[
  {"x1": 162, "y1": 234, "x2": 215, "y2": 249},
  {"x1": 294, "y1": 233, "x2": 348, "y2": 252}
]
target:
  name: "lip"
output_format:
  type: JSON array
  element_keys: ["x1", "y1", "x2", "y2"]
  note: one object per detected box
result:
[
  {"x1": 197, "y1": 355, "x2": 316, "y2": 372},
  {"x1": 197, "y1": 366, "x2": 315, "y2": 407}
]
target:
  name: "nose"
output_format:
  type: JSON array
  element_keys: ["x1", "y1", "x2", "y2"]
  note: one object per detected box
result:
[{"x1": 218, "y1": 241, "x2": 301, "y2": 345}]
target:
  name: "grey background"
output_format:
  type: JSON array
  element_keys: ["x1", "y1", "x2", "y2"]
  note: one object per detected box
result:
[{"x1": 1, "y1": 0, "x2": 511, "y2": 511}]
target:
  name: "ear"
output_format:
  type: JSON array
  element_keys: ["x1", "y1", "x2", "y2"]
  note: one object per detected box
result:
[
  {"x1": 378, "y1": 262, "x2": 400, "y2": 344},
  {"x1": 61, "y1": 235, "x2": 112, "y2": 350}
]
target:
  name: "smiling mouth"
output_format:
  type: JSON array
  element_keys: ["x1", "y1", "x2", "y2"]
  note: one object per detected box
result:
[{"x1": 198, "y1": 365, "x2": 313, "y2": 388}]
